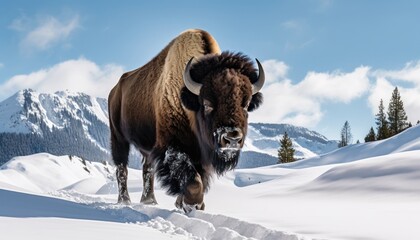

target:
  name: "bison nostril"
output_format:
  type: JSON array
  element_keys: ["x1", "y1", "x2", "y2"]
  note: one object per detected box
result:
[
  {"x1": 224, "y1": 135, "x2": 242, "y2": 143},
  {"x1": 221, "y1": 130, "x2": 243, "y2": 147}
]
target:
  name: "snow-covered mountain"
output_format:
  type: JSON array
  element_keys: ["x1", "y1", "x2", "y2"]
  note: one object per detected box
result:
[
  {"x1": 239, "y1": 123, "x2": 338, "y2": 168},
  {"x1": 0, "y1": 88, "x2": 109, "y2": 135},
  {"x1": 0, "y1": 89, "x2": 112, "y2": 165},
  {"x1": 248, "y1": 123, "x2": 338, "y2": 156},
  {"x1": 1, "y1": 122, "x2": 420, "y2": 240},
  {"x1": 0, "y1": 89, "x2": 337, "y2": 167}
]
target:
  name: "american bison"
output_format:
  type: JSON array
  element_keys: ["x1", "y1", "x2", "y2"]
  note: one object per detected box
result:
[{"x1": 108, "y1": 29, "x2": 264, "y2": 212}]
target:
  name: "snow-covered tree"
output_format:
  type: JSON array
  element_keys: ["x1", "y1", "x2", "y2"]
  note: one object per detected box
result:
[{"x1": 278, "y1": 132, "x2": 295, "y2": 163}]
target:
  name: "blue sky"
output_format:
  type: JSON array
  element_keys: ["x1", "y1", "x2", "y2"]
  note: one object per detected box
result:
[{"x1": 1, "y1": 0, "x2": 420, "y2": 141}]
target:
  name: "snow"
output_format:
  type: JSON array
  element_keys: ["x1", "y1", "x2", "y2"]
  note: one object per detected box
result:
[
  {"x1": 0, "y1": 191, "x2": 183, "y2": 240},
  {"x1": 0, "y1": 90, "x2": 33, "y2": 133},
  {"x1": 1, "y1": 125, "x2": 420, "y2": 239}
]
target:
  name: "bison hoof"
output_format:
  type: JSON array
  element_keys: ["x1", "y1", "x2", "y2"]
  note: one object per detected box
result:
[
  {"x1": 175, "y1": 195, "x2": 205, "y2": 213},
  {"x1": 118, "y1": 196, "x2": 131, "y2": 205},
  {"x1": 141, "y1": 194, "x2": 158, "y2": 205}
]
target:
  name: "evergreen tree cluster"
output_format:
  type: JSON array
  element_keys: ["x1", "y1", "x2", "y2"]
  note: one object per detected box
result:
[
  {"x1": 278, "y1": 132, "x2": 295, "y2": 163},
  {"x1": 364, "y1": 87, "x2": 410, "y2": 142}
]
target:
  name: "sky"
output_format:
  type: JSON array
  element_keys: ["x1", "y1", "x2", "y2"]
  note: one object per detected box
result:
[{"x1": 1, "y1": 0, "x2": 420, "y2": 141}]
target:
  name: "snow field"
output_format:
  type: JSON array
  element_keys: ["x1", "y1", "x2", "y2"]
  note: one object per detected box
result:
[{"x1": 1, "y1": 124, "x2": 420, "y2": 239}]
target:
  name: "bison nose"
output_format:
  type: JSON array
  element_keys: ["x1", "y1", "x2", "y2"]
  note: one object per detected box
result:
[{"x1": 221, "y1": 129, "x2": 243, "y2": 148}]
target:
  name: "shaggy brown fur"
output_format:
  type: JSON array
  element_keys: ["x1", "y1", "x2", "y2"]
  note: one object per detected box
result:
[{"x1": 108, "y1": 29, "x2": 263, "y2": 211}]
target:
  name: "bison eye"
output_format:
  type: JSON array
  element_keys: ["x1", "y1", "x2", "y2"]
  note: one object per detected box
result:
[{"x1": 203, "y1": 99, "x2": 214, "y2": 115}]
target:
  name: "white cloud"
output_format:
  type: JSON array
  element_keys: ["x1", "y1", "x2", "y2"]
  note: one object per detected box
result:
[
  {"x1": 249, "y1": 60, "x2": 370, "y2": 128},
  {"x1": 297, "y1": 66, "x2": 371, "y2": 103},
  {"x1": 250, "y1": 79, "x2": 323, "y2": 127},
  {"x1": 260, "y1": 59, "x2": 288, "y2": 84},
  {"x1": 0, "y1": 58, "x2": 124, "y2": 101},
  {"x1": 374, "y1": 61, "x2": 420, "y2": 85},
  {"x1": 11, "y1": 14, "x2": 79, "y2": 52}
]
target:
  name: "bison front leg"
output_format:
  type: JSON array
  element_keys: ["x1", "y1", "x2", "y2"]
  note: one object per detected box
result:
[
  {"x1": 175, "y1": 173, "x2": 205, "y2": 212},
  {"x1": 140, "y1": 158, "x2": 158, "y2": 205},
  {"x1": 155, "y1": 147, "x2": 204, "y2": 213}
]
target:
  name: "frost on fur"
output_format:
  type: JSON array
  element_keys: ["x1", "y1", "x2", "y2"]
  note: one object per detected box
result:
[{"x1": 155, "y1": 147, "x2": 197, "y2": 195}]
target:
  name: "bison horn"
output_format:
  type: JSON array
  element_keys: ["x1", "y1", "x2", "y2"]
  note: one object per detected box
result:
[
  {"x1": 252, "y1": 59, "x2": 265, "y2": 95},
  {"x1": 183, "y1": 57, "x2": 202, "y2": 95}
]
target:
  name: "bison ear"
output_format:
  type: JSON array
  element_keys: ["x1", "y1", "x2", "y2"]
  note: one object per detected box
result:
[
  {"x1": 247, "y1": 92, "x2": 263, "y2": 112},
  {"x1": 181, "y1": 87, "x2": 200, "y2": 111}
]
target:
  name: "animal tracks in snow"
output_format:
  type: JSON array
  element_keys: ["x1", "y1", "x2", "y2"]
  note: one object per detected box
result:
[{"x1": 52, "y1": 190, "x2": 308, "y2": 240}]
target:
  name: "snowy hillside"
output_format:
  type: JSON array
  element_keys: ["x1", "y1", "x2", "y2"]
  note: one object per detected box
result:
[
  {"x1": 0, "y1": 89, "x2": 338, "y2": 167},
  {"x1": 1, "y1": 125, "x2": 420, "y2": 240},
  {"x1": 0, "y1": 154, "x2": 114, "y2": 193}
]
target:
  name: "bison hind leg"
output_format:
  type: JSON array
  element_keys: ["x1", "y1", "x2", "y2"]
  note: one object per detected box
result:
[
  {"x1": 116, "y1": 163, "x2": 131, "y2": 204},
  {"x1": 111, "y1": 131, "x2": 131, "y2": 204},
  {"x1": 140, "y1": 158, "x2": 158, "y2": 205}
]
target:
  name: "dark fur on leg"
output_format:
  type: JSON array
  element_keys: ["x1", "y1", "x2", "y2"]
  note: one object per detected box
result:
[
  {"x1": 154, "y1": 146, "x2": 197, "y2": 196},
  {"x1": 110, "y1": 130, "x2": 131, "y2": 204},
  {"x1": 116, "y1": 163, "x2": 131, "y2": 204},
  {"x1": 141, "y1": 159, "x2": 158, "y2": 204}
]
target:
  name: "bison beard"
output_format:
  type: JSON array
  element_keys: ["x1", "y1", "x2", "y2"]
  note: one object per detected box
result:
[{"x1": 214, "y1": 149, "x2": 240, "y2": 175}]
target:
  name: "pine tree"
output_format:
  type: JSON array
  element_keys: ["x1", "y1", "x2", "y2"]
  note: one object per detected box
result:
[
  {"x1": 375, "y1": 99, "x2": 390, "y2": 140},
  {"x1": 387, "y1": 87, "x2": 408, "y2": 136},
  {"x1": 364, "y1": 127, "x2": 376, "y2": 142},
  {"x1": 338, "y1": 121, "x2": 352, "y2": 148},
  {"x1": 278, "y1": 132, "x2": 295, "y2": 163}
]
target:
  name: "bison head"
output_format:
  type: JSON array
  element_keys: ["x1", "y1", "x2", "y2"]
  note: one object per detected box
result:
[{"x1": 181, "y1": 52, "x2": 264, "y2": 174}]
